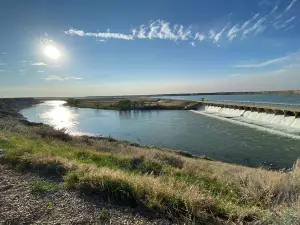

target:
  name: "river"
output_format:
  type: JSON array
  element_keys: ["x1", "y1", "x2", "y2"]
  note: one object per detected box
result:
[
  {"x1": 160, "y1": 94, "x2": 300, "y2": 109},
  {"x1": 20, "y1": 97, "x2": 300, "y2": 169}
]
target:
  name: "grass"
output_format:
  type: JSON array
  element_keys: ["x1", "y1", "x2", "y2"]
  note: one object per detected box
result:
[
  {"x1": 1, "y1": 120, "x2": 300, "y2": 223},
  {"x1": 30, "y1": 180, "x2": 60, "y2": 195},
  {"x1": 97, "y1": 209, "x2": 110, "y2": 222}
]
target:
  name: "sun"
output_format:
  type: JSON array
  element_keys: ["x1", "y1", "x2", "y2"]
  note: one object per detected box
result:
[{"x1": 43, "y1": 45, "x2": 61, "y2": 60}]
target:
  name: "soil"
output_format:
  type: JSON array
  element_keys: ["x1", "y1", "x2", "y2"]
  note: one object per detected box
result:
[{"x1": 0, "y1": 164, "x2": 175, "y2": 225}]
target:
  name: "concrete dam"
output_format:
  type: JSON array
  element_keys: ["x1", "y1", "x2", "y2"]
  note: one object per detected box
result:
[{"x1": 193, "y1": 101, "x2": 300, "y2": 136}]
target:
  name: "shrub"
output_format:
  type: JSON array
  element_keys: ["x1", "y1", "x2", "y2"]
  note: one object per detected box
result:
[
  {"x1": 37, "y1": 127, "x2": 71, "y2": 142},
  {"x1": 129, "y1": 156, "x2": 164, "y2": 175},
  {"x1": 155, "y1": 153, "x2": 184, "y2": 169},
  {"x1": 117, "y1": 99, "x2": 132, "y2": 110}
]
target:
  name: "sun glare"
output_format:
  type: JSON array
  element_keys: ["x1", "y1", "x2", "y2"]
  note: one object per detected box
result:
[{"x1": 44, "y1": 45, "x2": 61, "y2": 60}]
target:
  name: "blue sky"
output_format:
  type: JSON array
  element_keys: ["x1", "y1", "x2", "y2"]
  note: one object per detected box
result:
[{"x1": 0, "y1": 0, "x2": 300, "y2": 97}]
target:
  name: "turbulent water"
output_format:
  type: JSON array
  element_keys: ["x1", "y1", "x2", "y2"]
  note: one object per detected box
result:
[
  {"x1": 194, "y1": 105, "x2": 300, "y2": 137},
  {"x1": 20, "y1": 100, "x2": 300, "y2": 169}
]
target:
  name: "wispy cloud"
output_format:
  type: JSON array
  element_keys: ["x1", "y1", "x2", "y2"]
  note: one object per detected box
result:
[
  {"x1": 284, "y1": 16, "x2": 296, "y2": 24},
  {"x1": 285, "y1": 0, "x2": 298, "y2": 12},
  {"x1": 208, "y1": 29, "x2": 216, "y2": 40},
  {"x1": 190, "y1": 41, "x2": 196, "y2": 47},
  {"x1": 68, "y1": 76, "x2": 83, "y2": 80},
  {"x1": 284, "y1": 25, "x2": 295, "y2": 31},
  {"x1": 0, "y1": 70, "x2": 5, "y2": 72},
  {"x1": 242, "y1": 16, "x2": 266, "y2": 39},
  {"x1": 0, "y1": 62, "x2": 6, "y2": 66},
  {"x1": 19, "y1": 70, "x2": 25, "y2": 72},
  {"x1": 194, "y1": 33, "x2": 205, "y2": 41},
  {"x1": 31, "y1": 62, "x2": 47, "y2": 66},
  {"x1": 271, "y1": 5, "x2": 279, "y2": 13},
  {"x1": 65, "y1": 6, "x2": 299, "y2": 47},
  {"x1": 227, "y1": 25, "x2": 240, "y2": 41},
  {"x1": 41, "y1": 76, "x2": 83, "y2": 81},
  {"x1": 274, "y1": 16, "x2": 297, "y2": 29},
  {"x1": 66, "y1": 20, "x2": 194, "y2": 43},
  {"x1": 234, "y1": 55, "x2": 290, "y2": 68},
  {"x1": 1, "y1": 52, "x2": 6, "y2": 55},
  {"x1": 214, "y1": 25, "x2": 228, "y2": 43},
  {"x1": 65, "y1": 29, "x2": 134, "y2": 40},
  {"x1": 96, "y1": 39, "x2": 107, "y2": 43},
  {"x1": 37, "y1": 70, "x2": 44, "y2": 73}
]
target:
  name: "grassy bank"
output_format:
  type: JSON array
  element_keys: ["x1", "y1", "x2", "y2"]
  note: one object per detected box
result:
[
  {"x1": 0, "y1": 120, "x2": 300, "y2": 224},
  {"x1": 0, "y1": 98, "x2": 37, "y2": 119},
  {"x1": 66, "y1": 97, "x2": 199, "y2": 110}
]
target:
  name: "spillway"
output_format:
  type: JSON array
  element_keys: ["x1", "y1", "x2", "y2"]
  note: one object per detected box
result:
[{"x1": 196, "y1": 102, "x2": 300, "y2": 134}]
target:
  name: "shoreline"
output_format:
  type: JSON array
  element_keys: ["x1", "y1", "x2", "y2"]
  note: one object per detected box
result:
[{"x1": 65, "y1": 97, "x2": 200, "y2": 111}]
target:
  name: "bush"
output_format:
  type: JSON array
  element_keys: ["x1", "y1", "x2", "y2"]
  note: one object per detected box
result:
[
  {"x1": 155, "y1": 154, "x2": 184, "y2": 169},
  {"x1": 117, "y1": 99, "x2": 132, "y2": 110},
  {"x1": 129, "y1": 156, "x2": 164, "y2": 175},
  {"x1": 37, "y1": 127, "x2": 71, "y2": 142}
]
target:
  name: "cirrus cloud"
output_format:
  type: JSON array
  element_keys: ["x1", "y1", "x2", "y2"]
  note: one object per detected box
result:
[
  {"x1": 32, "y1": 62, "x2": 47, "y2": 66},
  {"x1": 65, "y1": 1, "x2": 298, "y2": 47},
  {"x1": 41, "y1": 75, "x2": 83, "y2": 81}
]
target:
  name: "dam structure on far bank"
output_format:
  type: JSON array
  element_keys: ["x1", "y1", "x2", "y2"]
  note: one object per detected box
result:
[{"x1": 193, "y1": 101, "x2": 300, "y2": 136}]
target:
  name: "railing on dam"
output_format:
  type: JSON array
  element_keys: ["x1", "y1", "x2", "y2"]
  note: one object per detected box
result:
[
  {"x1": 201, "y1": 100, "x2": 300, "y2": 110},
  {"x1": 200, "y1": 101, "x2": 300, "y2": 118}
]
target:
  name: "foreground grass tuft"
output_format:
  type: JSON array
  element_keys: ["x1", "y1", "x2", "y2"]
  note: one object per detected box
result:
[{"x1": 97, "y1": 209, "x2": 110, "y2": 222}]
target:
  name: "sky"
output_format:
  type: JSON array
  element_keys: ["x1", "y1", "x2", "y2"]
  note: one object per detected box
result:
[{"x1": 0, "y1": 0, "x2": 300, "y2": 97}]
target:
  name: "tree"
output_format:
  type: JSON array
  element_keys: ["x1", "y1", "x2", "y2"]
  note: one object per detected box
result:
[
  {"x1": 118, "y1": 99, "x2": 132, "y2": 110},
  {"x1": 74, "y1": 99, "x2": 81, "y2": 106}
]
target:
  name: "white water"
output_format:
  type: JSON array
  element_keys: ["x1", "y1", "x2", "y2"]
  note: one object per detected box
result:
[
  {"x1": 271, "y1": 115, "x2": 285, "y2": 125},
  {"x1": 292, "y1": 118, "x2": 300, "y2": 128},
  {"x1": 197, "y1": 105, "x2": 300, "y2": 136}
]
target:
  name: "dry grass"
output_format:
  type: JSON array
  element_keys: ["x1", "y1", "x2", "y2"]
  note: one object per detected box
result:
[{"x1": 0, "y1": 120, "x2": 300, "y2": 224}]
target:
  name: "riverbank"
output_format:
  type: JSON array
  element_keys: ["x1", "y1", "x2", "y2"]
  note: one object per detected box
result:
[
  {"x1": 66, "y1": 97, "x2": 200, "y2": 110},
  {"x1": 1, "y1": 99, "x2": 300, "y2": 224},
  {"x1": 0, "y1": 119, "x2": 300, "y2": 224},
  {"x1": 0, "y1": 98, "x2": 37, "y2": 119}
]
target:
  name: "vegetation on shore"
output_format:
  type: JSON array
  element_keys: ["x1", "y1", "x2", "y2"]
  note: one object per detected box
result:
[
  {"x1": 1, "y1": 120, "x2": 300, "y2": 224},
  {"x1": 66, "y1": 98, "x2": 199, "y2": 110},
  {"x1": 0, "y1": 98, "x2": 37, "y2": 119}
]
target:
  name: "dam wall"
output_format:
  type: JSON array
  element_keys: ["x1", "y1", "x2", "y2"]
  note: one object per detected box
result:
[{"x1": 198, "y1": 102, "x2": 300, "y2": 130}]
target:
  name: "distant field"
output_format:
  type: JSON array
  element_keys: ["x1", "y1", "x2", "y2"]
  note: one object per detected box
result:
[{"x1": 66, "y1": 97, "x2": 200, "y2": 110}]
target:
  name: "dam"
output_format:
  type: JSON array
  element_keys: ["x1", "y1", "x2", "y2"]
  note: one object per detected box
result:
[{"x1": 194, "y1": 101, "x2": 300, "y2": 135}]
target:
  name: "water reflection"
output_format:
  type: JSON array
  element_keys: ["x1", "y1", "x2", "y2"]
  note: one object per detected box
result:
[{"x1": 39, "y1": 101, "x2": 79, "y2": 133}]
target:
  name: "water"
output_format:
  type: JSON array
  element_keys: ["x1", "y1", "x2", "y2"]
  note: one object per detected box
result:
[
  {"x1": 161, "y1": 94, "x2": 300, "y2": 109},
  {"x1": 20, "y1": 100, "x2": 300, "y2": 169},
  {"x1": 199, "y1": 105, "x2": 300, "y2": 136}
]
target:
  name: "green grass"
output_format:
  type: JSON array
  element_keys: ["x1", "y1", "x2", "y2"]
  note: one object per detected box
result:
[
  {"x1": 97, "y1": 209, "x2": 110, "y2": 222},
  {"x1": 0, "y1": 121, "x2": 300, "y2": 223},
  {"x1": 30, "y1": 180, "x2": 60, "y2": 195}
]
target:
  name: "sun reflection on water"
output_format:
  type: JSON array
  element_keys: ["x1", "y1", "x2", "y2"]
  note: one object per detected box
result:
[{"x1": 39, "y1": 101, "x2": 78, "y2": 132}]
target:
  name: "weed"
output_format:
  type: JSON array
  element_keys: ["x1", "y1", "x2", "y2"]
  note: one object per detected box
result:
[
  {"x1": 30, "y1": 180, "x2": 60, "y2": 195},
  {"x1": 97, "y1": 209, "x2": 110, "y2": 222}
]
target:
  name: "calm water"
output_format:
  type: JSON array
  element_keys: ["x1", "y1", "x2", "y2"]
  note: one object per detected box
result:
[
  {"x1": 160, "y1": 94, "x2": 300, "y2": 108},
  {"x1": 21, "y1": 100, "x2": 300, "y2": 169}
]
